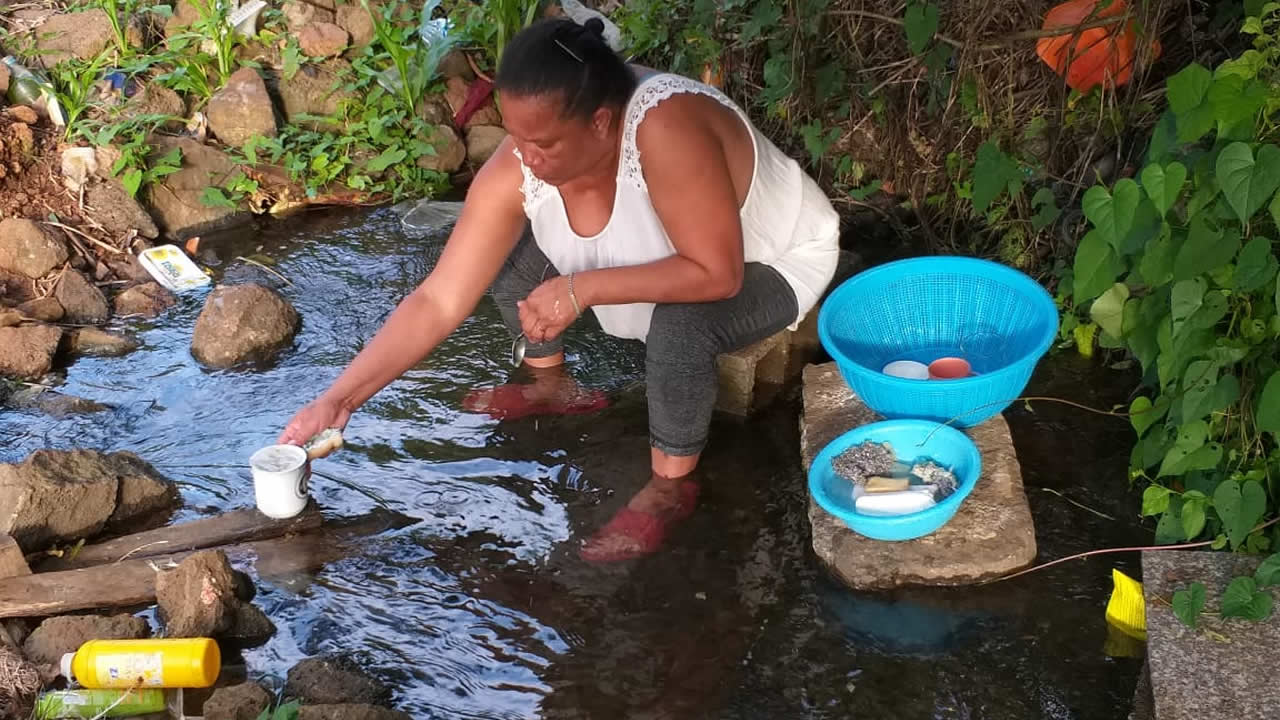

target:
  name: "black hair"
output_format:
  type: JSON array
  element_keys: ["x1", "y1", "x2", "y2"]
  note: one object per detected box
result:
[{"x1": 495, "y1": 17, "x2": 637, "y2": 122}]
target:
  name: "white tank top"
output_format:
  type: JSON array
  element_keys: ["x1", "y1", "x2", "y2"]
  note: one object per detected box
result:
[{"x1": 515, "y1": 72, "x2": 840, "y2": 342}]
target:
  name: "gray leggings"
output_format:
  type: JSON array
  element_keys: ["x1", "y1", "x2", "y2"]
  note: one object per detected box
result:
[{"x1": 490, "y1": 227, "x2": 799, "y2": 457}]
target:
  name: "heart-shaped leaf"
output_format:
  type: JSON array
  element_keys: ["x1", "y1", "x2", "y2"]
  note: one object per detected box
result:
[
  {"x1": 1255, "y1": 553, "x2": 1280, "y2": 588},
  {"x1": 1209, "y1": 75, "x2": 1268, "y2": 142},
  {"x1": 1159, "y1": 421, "x2": 1218, "y2": 477},
  {"x1": 1130, "y1": 395, "x2": 1169, "y2": 437},
  {"x1": 1214, "y1": 478, "x2": 1267, "y2": 549},
  {"x1": 1139, "y1": 223, "x2": 1177, "y2": 286},
  {"x1": 1182, "y1": 496, "x2": 1208, "y2": 539},
  {"x1": 1181, "y1": 360, "x2": 1220, "y2": 423},
  {"x1": 1167, "y1": 63, "x2": 1212, "y2": 114},
  {"x1": 1173, "y1": 582, "x2": 1207, "y2": 628},
  {"x1": 1171, "y1": 278, "x2": 1206, "y2": 337},
  {"x1": 1073, "y1": 230, "x2": 1122, "y2": 302},
  {"x1": 1179, "y1": 290, "x2": 1229, "y2": 339},
  {"x1": 1175, "y1": 218, "x2": 1240, "y2": 281},
  {"x1": 1090, "y1": 283, "x2": 1130, "y2": 339},
  {"x1": 1221, "y1": 576, "x2": 1274, "y2": 621},
  {"x1": 1234, "y1": 236, "x2": 1279, "y2": 293},
  {"x1": 1141, "y1": 162, "x2": 1188, "y2": 217},
  {"x1": 1142, "y1": 484, "x2": 1171, "y2": 516},
  {"x1": 1217, "y1": 142, "x2": 1280, "y2": 222},
  {"x1": 1257, "y1": 371, "x2": 1280, "y2": 436},
  {"x1": 1083, "y1": 179, "x2": 1142, "y2": 249},
  {"x1": 904, "y1": 1, "x2": 940, "y2": 55}
]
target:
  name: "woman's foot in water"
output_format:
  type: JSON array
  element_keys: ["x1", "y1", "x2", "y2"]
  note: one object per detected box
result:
[
  {"x1": 462, "y1": 364, "x2": 609, "y2": 420},
  {"x1": 578, "y1": 471, "x2": 699, "y2": 564}
]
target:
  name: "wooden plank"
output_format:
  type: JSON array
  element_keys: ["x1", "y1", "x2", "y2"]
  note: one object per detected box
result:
[
  {"x1": 0, "y1": 534, "x2": 31, "y2": 578},
  {"x1": 0, "y1": 509, "x2": 417, "y2": 619},
  {"x1": 37, "y1": 506, "x2": 324, "y2": 572}
]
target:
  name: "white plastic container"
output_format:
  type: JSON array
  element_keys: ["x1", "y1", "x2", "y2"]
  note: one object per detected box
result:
[
  {"x1": 137, "y1": 245, "x2": 211, "y2": 292},
  {"x1": 881, "y1": 360, "x2": 930, "y2": 380},
  {"x1": 250, "y1": 444, "x2": 309, "y2": 519}
]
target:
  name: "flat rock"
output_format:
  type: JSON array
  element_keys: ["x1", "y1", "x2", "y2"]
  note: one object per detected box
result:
[
  {"x1": 6, "y1": 387, "x2": 110, "y2": 417},
  {"x1": 278, "y1": 59, "x2": 355, "y2": 132},
  {"x1": 31, "y1": 9, "x2": 114, "y2": 67},
  {"x1": 68, "y1": 327, "x2": 139, "y2": 357},
  {"x1": 799, "y1": 362, "x2": 1036, "y2": 589},
  {"x1": 144, "y1": 137, "x2": 252, "y2": 240},
  {"x1": 336, "y1": 4, "x2": 374, "y2": 49},
  {"x1": 207, "y1": 67, "x2": 278, "y2": 149},
  {"x1": 191, "y1": 283, "x2": 300, "y2": 368},
  {"x1": 202, "y1": 682, "x2": 273, "y2": 720},
  {"x1": 16, "y1": 297, "x2": 64, "y2": 323},
  {"x1": 4, "y1": 105, "x2": 38, "y2": 125},
  {"x1": 0, "y1": 218, "x2": 68, "y2": 279},
  {"x1": 113, "y1": 282, "x2": 176, "y2": 318},
  {"x1": 85, "y1": 179, "x2": 160, "y2": 239},
  {"x1": 465, "y1": 125, "x2": 507, "y2": 166},
  {"x1": 0, "y1": 324, "x2": 62, "y2": 380},
  {"x1": 156, "y1": 550, "x2": 239, "y2": 638},
  {"x1": 416, "y1": 125, "x2": 466, "y2": 174},
  {"x1": 22, "y1": 614, "x2": 150, "y2": 668},
  {"x1": 298, "y1": 21, "x2": 349, "y2": 59},
  {"x1": 298, "y1": 706, "x2": 411, "y2": 720},
  {"x1": 286, "y1": 656, "x2": 393, "y2": 706},
  {"x1": 54, "y1": 270, "x2": 110, "y2": 324},
  {"x1": 1143, "y1": 550, "x2": 1280, "y2": 720}
]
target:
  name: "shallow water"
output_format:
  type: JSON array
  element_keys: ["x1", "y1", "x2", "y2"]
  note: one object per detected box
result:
[{"x1": 1, "y1": 207, "x2": 1152, "y2": 719}]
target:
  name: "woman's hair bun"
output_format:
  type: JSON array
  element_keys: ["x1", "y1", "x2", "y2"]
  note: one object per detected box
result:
[{"x1": 584, "y1": 17, "x2": 606, "y2": 37}]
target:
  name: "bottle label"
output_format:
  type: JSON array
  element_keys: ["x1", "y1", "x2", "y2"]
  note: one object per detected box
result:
[{"x1": 96, "y1": 652, "x2": 165, "y2": 686}]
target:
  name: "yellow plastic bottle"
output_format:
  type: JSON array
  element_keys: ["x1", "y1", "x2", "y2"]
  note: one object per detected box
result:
[{"x1": 60, "y1": 638, "x2": 221, "y2": 689}]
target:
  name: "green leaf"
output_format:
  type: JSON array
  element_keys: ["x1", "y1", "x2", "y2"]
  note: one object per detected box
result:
[
  {"x1": 1174, "y1": 218, "x2": 1239, "y2": 281},
  {"x1": 1139, "y1": 223, "x2": 1177, "y2": 286},
  {"x1": 1181, "y1": 360, "x2": 1219, "y2": 422},
  {"x1": 1158, "y1": 421, "x2": 1221, "y2": 477},
  {"x1": 1255, "y1": 553, "x2": 1280, "y2": 588},
  {"x1": 1083, "y1": 179, "x2": 1141, "y2": 250},
  {"x1": 972, "y1": 141, "x2": 1020, "y2": 213},
  {"x1": 1141, "y1": 162, "x2": 1187, "y2": 217},
  {"x1": 1130, "y1": 395, "x2": 1168, "y2": 437},
  {"x1": 1155, "y1": 501, "x2": 1186, "y2": 543},
  {"x1": 1209, "y1": 76, "x2": 1267, "y2": 142},
  {"x1": 1173, "y1": 582, "x2": 1207, "y2": 628},
  {"x1": 1221, "y1": 576, "x2": 1274, "y2": 621},
  {"x1": 1142, "y1": 484, "x2": 1171, "y2": 516},
  {"x1": 1234, "y1": 236, "x2": 1278, "y2": 293},
  {"x1": 1171, "y1": 277, "x2": 1206, "y2": 337},
  {"x1": 1167, "y1": 63, "x2": 1213, "y2": 114},
  {"x1": 199, "y1": 187, "x2": 237, "y2": 209},
  {"x1": 1212, "y1": 374, "x2": 1241, "y2": 415},
  {"x1": 1214, "y1": 479, "x2": 1267, "y2": 549},
  {"x1": 365, "y1": 147, "x2": 407, "y2": 173},
  {"x1": 1257, "y1": 371, "x2": 1280, "y2": 435},
  {"x1": 1212, "y1": 533, "x2": 1229, "y2": 550},
  {"x1": 741, "y1": 0, "x2": 783, "y2": 44},
  {"x1": 1073, "y1": 230, "x2": 1122, "y2": 303},
  {"x1": 1182, "y1": 496, "x2": 1208, "y2": 539},
  {"x1": 903, "y1": 1, "x2": 939, "y2": 55},
  {"x1": 1180, "y1": 290, "x2": 1229, "y2": 338},
  {"x1": 1271, "y1": 191, "x2": 1280, "y2": 230},
  {"x1": 121, "y1": 168, "x2": 143, "y2": 198},
  {"x1": 1089, "y1": 283, "x2": 1129, "y2": 339},
  {"x1": 1216, "y1": 143, "x2": 1280, "y2": 223},
  {"x1": 1030, "y1": 187, "x2": 1061, "y2": 230}
]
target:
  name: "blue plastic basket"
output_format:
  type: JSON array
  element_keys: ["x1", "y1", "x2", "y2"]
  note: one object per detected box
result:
[
  {"x1": 817, "y1": 256, "x2": 1059, "y2": 427},
  {"x1": 808, "y1": 419, "x2": 982, "y2": 541}
]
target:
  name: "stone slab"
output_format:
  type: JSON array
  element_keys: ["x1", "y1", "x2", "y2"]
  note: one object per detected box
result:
[
  {"x1": 714, "y1": 330, "x2": 791, "y2": 417},
  {"x1": 800, "y1": 361, "x2": 1037, "y2": 589},
  {"x1": 1142, "y1": 550, "x2": 1280, "y2": 720}
]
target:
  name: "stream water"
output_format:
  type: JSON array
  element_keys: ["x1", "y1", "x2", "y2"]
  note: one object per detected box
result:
[{"x1": 1, "y1": 206, "x2": 1154, "y2": 719}]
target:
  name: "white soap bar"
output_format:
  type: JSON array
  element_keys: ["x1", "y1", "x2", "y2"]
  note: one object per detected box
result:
[{"x1": 855, "y1": 490, "x2": 937, "y2": 516}]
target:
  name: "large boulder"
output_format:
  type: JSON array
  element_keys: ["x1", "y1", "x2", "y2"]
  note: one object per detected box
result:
[
  {"x1": 336, "y1": 5, "x2": 374, "y2": 50},
  {"x1": 207, "y1": 68, "x2": 278, "y2": 149},
  {"x1": 15, "y1": 297, "x2": 64, "y2": 323},
  {"x1": 202, "y1": 682, "x2": 273, "y2": 720},
  {"x1": 298, "y1": 707, "x2": 411, "y2": 720},
  {"x1": 22, "y1": 615, "x2": 150, "y2": 668},
  {"x1": 0, "y1": 218, "x2": 68, "y2": 279},
  {"x1": 31, "y1": 9, "x2": 115, "y2": 67},
  {"x1": 163, "y1": 0, "x2": 201, "y2": 38},
  {"x1": 85, "y1": 180, "x2": 160, "y2": 239},
  {"x1": 144, "y1": 137, "x2": 252, "y2": 240},
  {"x1": 278, "y1": 60, "x2": 356, "y2": 132},
  {"x1": 465, "y1": 126, "x2": 507, "y2": 166},
  {"x1": 0, "y1": 450, "x2": 179, "y2": 552},
  {"x1": 286, "y1": 656, "x2": 393, "y2": 707},
  {"x1": 221, "y1": 602, "x2": 277, "y2": 648},
  {"x1": 0, "y1": 325, "x2": 61, "y2": 380},
  {"x1": 113, "y1": 282, "x2": 176, "y2": 318},
  {"x1": 298, "y1": 22, "x2": 349, "y2": 59},
  {"x1": 54, "y1": 270, "x2": 110, "y2": 324},
  {"x1": 283, "y1": 0, "x2": 335, "y2": 31},
  {"x1": 155, "y1": 550, "x2": 239, "y2": 638},
  {"x1": 68, "y1": 328, "x2": 139, "y2": 357},
  {"x1": 191, "y1": 283, "x2": 300, "y2": 368},
  {"x1": 416, "y1": 125, "x2": 466, "y2": 174},
  {"x1": 121, "y1": 83, "x2": 187, "y2": 130}
]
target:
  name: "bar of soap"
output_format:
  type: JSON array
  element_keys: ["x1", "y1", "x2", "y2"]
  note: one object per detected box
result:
[
  {"x1": 303, "y1": 428, "x2": 344, "y2": 460},
  {"x1": 855, "y1": 490, "x2": 937, "y2": 516},
  {"x1": 864, "y1": 475, "x2": 909, "y2": 493}
]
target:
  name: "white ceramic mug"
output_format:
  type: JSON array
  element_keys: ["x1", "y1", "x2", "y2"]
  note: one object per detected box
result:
[{"x1": 250, "y1": 444, "x2": 310, "y2": 519}]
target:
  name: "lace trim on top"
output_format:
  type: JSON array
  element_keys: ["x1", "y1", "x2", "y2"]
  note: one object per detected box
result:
[{"x1": 512, "y1": 147, "x2": 552, "y2": 211}]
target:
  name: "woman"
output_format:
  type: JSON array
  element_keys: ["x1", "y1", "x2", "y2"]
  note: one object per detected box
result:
[{"x1": 279, "y1": 17, "x2": 840, "y2": 563}]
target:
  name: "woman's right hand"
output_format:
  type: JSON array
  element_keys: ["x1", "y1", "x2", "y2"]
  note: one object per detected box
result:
[{"x1": 278, "y1": 395, "x2": 352, "y2": 447}]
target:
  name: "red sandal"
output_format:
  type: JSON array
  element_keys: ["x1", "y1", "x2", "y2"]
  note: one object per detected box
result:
[
  {"x1": 578, "y1": 480, "x2": 700, "y2": 564},
  {"x1": 462, "y1": 383, "x2": 610, "y2": 421}
]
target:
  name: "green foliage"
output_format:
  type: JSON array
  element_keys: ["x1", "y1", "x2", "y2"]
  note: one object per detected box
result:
[
  {"x1": 454, "y1": 0, "x2": 538, "y2": 70},
  {"x1": 1070, "y1": 7, "x2": 1280, "y2": 553},
  {"x1": 48, "y1": 52, "x2": 110, "y2": 141},
  {"x1": 255, "y1": 701, "x2": 300, "y2": 720},
  {"x1": 75, "y1": 115, "x2": 184, "y2": 198},
  {"x1": 903, "y1": 1, "x2": 939, "y2": 56},
  {"x1": 1172, "y1": 553, "x2": 1280, "y2": 629},
  {"x1": 364, "y1": 0, "x2": 458, "y2": 117},
  {"x1": 170, "y1": 0, "x2": 241, "y2": 88},
  {"x1": 97, "y1": 0, "x2": 141, "y2": 58},
  {"x1": 1173, "y1": 581, "x2": 1207, "y2": 627}
]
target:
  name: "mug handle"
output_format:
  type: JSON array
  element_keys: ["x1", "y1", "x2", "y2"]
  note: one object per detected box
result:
[{"x1": 296, "y1": 462, "x2": 311, "y2": 498}]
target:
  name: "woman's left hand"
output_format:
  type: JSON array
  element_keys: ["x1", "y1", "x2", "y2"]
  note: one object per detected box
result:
[{"x1": 518, "y1": 275, "x2": 580, "y2": 343}]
